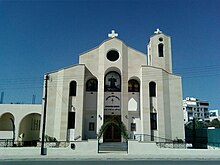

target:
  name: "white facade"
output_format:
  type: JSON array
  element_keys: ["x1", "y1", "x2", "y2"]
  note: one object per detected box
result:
[
  {"x1": 43, "y1": 30, "x2": 185, "y2": 142},
  {"x1": 0, "y1": 104, "x2": 41, "y2": 146},
  {"x1": 209, "y1": 109, "x2": 220, "y2": 121},
  {"x1": 183, "y1": 97, "x2": 209, "y2": 123}
]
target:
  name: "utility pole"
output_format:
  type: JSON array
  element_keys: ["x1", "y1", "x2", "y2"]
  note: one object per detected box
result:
[{"x1": 41, "y1": 75, "x2": 49, "y2": 155}]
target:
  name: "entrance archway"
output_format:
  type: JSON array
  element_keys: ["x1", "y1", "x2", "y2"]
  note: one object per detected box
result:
[
  {"x1": 0, "y1": 113, "x2": 14, "y2": 131},
  {"x1": 18, "y1": 113, "x2": 41, "y2": 146},
  {"x1": 98, "y1": 116, "x2": 128, "y2": 142}
]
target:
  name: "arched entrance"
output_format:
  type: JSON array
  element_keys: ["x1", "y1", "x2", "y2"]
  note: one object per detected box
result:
[
  {"x1": 0, "y1": 113, "x2": 15, "y2": 146},
  {"x1": 0, "y1": 113, "x2": 14, "y2": 131},
  {"x1": 98, "y1": 116, "x2": 128, "y2": 142},
  {"x1": 103, "y1": 116, "x2": 121, "y2": 142},
  {"x1": 18, "y1": 113, "x2": 41, "y2": 146},
  {"x1": 104, "y1": 71, "x2": 122, "y2": 142}
]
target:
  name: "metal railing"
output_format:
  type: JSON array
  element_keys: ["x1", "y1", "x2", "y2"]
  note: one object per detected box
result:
[
  {"x1": 0, "y1": 139, "x2": 13, "y2": 147},
  {"x1": 132, "y1": 134, "x2": 186, "y2": 149},
  {"x1": 0, "y1": 140, "x2": 75, "y2": 148},
  {"x1": 132, "y1": 134, "x2": 174, "y2": 143},
  {"x1": 37, "y1": 141, "x2": 70, "y2": 148},
  {"x1": 156, "y1": 142, "x2": 186, "y2": 149}
]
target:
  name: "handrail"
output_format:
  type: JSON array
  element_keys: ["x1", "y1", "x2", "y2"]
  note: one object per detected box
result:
[{"x1": 133, "y1": 134, "x2": 175, "y2": 142}]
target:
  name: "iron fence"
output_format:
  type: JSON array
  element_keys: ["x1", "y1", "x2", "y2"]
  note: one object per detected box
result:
[
  {"x1": 133, "y1": 134, "x2": 174, "y2": 143},
  {"x1": 132, "y1": 134, "x2": 186, "y2": 149},
  {"x1": 0, "y1": 139, "x2": 13, "y2": 147},
  {"x1": 156, "y1": 142, "x2": 186, "y2": 149},
  {"x1": 37, "y1": 141, "x2": 70, "y2": 148}
]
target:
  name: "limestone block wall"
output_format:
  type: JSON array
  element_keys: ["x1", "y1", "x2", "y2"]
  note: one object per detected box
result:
[{"x1": 45, "y1": 65, "x2": 85, "y2": 141}]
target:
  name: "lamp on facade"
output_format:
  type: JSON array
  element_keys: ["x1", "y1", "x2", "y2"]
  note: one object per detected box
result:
[
  {"x1": 98, "y1": 115, "x2": 102, "y2": 120},
  {"x1": 71, "y1": 105, "x2": 75, "y2": 111}
]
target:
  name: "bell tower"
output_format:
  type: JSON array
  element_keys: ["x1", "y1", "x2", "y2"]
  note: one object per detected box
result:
[{"x1": 147, "y1": 29, "x2": 172, "y2": 73}]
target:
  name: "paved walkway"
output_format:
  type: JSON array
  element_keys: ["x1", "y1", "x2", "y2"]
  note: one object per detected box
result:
[{"x1": 1, "y1": 151, "x2": 220, "y2": 161}]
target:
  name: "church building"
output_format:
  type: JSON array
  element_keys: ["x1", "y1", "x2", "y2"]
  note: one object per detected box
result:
[{"x1": 43, "y1": 29, "x2": 185, "y2": 143}]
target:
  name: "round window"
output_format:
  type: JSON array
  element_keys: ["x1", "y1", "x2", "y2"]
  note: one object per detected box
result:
[
  {"x1": 159, "y1": 37, "x2": 163, "y2": 42},
  {"x1": 107, "y1": 50, "x2": 119, "y2": 62}
]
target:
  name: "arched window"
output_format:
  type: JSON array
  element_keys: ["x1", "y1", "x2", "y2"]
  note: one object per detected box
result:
[
  {"x1": 150, "y1": 113, "x2": 157, "y2": 130},
  {"x1": 158, "y1": 43, "x2": 164, "y2": 57},
  {"x1": 104, "y1": 71, "x2": 121, "y2": 92},
  {"x1": 149, "y1": 81, "x2": 156, "y2": 97},
  {"x1": 86, "y1": 79, "x2": 98, "y2": 92},
  {"x1": 69, "y1": 81, "x2": 77, "y2": 96},
  {"x1": 128, "y1": 79, "x2": 140, "y2": 92},
  {"x1": 68, "y1": 112, "x2": 75, "y2": 129}
]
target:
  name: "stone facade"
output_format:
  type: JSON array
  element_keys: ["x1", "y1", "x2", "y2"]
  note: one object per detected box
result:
[{"x1": 43, "y1": 30, "x2": 185, "y2": 142}]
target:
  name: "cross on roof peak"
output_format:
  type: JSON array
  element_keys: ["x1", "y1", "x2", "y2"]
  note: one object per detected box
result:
[
  {"x1": 108, "y1": 30, "x2": 118, "y2": 38},
  {"x1": 154, "y1": 28, "x2": 162, "y2": 34}
]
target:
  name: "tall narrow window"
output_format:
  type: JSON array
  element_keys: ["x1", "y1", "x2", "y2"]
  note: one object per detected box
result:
[
  {"x1": 68, "y1": 112, "x2": 75, "y2": 129},
  {"x1": 86, "y1": 79, "x2": 98, "y2": 92},
  {"x1": 131, "y1": 123, "x2": 136, "y2": 131},
  {"x1": 150, "y1": 113, "x2": 157, "y2": 130},
  {"x1": 149, "y1": 82, "x2": 156, "y2": 97},
  {"x1": 128, "y1": 79, "x2": 140, "y2": 92},
  {"x1": 69, "y1": 81, "x2": 77, "y2": 96},
  {"x1": 158, "y1": 43, "x2": 164, "y2": 57}
]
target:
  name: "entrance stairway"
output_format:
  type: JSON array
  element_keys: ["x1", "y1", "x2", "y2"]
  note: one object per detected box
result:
[{"x1": 98, "y1": 142, "x2": 128, "y2": 152}]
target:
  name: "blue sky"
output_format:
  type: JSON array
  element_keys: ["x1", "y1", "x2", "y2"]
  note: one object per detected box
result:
[{"x1": 0, "y1": 0, "x2": 219, "y2": 109}]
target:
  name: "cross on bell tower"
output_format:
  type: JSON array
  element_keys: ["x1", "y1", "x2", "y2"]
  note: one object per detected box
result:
[
  {"x1": 108, "y1": 30, "x2": 118, "y2": 38},
  {"x1": 154, "y1": 28, "x2": 162, "y2": 34}
]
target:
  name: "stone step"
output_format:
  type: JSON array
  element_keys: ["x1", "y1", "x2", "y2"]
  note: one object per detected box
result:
[{"x1": 98, "y1": 142, "x2": 128, "y2": 152}]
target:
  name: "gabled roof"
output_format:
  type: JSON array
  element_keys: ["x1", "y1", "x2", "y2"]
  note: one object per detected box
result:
[{"x1": 79, "y1": 37, "x2": 146, "y2": 56}]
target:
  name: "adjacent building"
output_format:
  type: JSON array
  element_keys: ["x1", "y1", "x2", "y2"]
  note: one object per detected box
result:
[
  {"x1": 183, "y1": 97, "x2": 209, "y2": 123},
  {"x1": 209, "y1": 109, "x2": 220, "y2": 121},
  {"x1": 0, "y1": 104, "x2": 41, "y2": 146},
  {"x1": 43, "y1": 29, "x2": 185, "y2": 143}
]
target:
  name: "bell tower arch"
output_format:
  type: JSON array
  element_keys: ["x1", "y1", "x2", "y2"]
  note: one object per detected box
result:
[{"x1": 147, "y1": 29, "x2": 173, "y2": 73}]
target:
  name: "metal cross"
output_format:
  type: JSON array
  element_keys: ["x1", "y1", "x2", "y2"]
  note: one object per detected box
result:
[
  {"x1": 108, "y1": 30, "x2": 118, "y2": 38},
  {"x1": 154, "y1": 28, "x2": 162, "y2": 34}
]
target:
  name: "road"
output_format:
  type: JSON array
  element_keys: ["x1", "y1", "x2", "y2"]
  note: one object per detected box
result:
[{"x1": 1, "y1": 160, "x2": 220, "y2": 165}]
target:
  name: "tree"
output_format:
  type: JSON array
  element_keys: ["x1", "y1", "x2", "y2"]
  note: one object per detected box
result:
[
  {"x1": 185, "y1": 119, "x2": 208, "y2": 130},
  {"x1": 208, "y1": 119, "x2": 220, "y2": 128}
]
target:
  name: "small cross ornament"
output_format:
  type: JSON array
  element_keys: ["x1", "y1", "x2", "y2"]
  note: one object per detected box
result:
[
  {"x1": 154, "y1": 28, "x2": 162, "y2": 34},
  {"x1": 108, "y1": 30, "x2": 118, "y2": 38}
]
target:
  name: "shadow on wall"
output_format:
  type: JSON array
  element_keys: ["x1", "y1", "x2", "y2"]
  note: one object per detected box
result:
[{"x1": 18, "y1": 113, "x2": 41, "y2": 146}]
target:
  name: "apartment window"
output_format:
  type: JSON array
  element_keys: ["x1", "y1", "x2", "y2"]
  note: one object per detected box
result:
[
  {"x1": 186, "y1": 107, "x2": 192, "y2": 110},
  {"x1": 188, "y1": 112, "x2": 193, "y2": 117}
]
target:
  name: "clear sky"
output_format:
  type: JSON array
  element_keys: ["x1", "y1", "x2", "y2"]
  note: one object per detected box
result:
[{"x1": 0, "y1": 0, "x2": 219, "y2": 109}]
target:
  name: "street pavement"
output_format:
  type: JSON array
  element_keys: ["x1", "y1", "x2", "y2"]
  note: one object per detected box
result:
[{"x1": 1, "y1": 160, "x2": 220, "y2": 165}]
